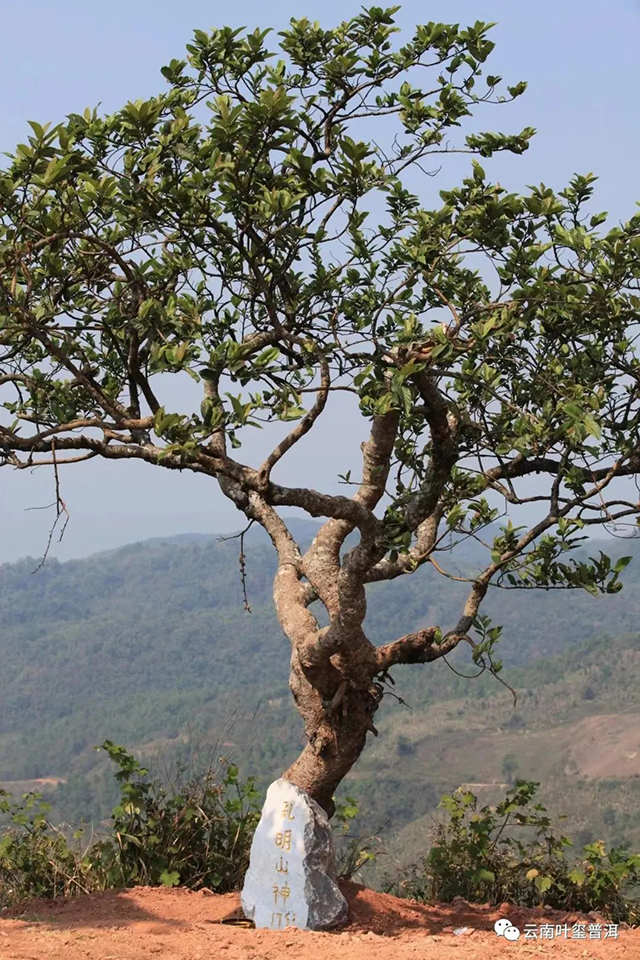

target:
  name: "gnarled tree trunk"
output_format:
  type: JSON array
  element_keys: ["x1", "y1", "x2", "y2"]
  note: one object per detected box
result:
[
  {"x1": 282, "y1": 649, "x2": 382, "y2": 816},
  {"x1": 279, "y1": 619, "x2": 464, "y2": 815},
  {"x1": 220, "y1": 409, "x2": 474, "y2": 818}
]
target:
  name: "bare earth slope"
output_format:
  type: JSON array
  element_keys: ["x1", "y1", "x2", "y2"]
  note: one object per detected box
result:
[{"x1": 1, "y1": 884, "x2": 637, "y2": 959}]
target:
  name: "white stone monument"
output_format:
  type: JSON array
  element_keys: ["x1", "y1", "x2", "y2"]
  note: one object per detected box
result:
[{"x1": 241, "y1": 778, "x2": 349, "y2": 930}]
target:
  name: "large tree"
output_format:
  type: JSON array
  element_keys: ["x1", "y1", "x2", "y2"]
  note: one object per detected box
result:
[{"x1": 2, "y1": 8, "x2": 640, "y2": 815}]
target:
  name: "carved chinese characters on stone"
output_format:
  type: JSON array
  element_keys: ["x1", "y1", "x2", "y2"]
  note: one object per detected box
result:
[{"x1": 241, "y1": 779, "x2": 348, "y2": 931}]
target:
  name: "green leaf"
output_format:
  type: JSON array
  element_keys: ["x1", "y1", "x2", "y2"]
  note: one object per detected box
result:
[
  {"x1": 255, "y1": 347, "x2": 279, "y2": 367},
  {"x1": 563, "y1": 402, "x2": 583, "y2": 420},
  {"x1": 534, "y1": 875, "x2": 553, "y2": 894},
  {"x1": 472, "y1": 867, "x2": 495, "y2": 883},
  {"x1": 281, "y1": 406, "x2": 306, "y2": 421},
  {"x1": 583, "y1": 415, "x2": 601, "y2": 439},
  {"x1": 27, "y1": 120, "x2": 45, "y2": 140}
]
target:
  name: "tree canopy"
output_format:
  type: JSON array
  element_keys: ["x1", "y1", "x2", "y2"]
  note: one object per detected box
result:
[{"x1": 2, "y1": 6, "x2": 640, "y2": 807}]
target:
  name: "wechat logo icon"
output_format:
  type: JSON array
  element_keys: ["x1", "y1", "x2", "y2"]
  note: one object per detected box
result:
[{"x1": 495, "y1": 918, "x2": 521, "y2": 941}]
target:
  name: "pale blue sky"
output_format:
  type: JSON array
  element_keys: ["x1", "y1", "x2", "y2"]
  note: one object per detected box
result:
[{"x1": 1, "y1": 0, "x2": 639, "y2": 562}]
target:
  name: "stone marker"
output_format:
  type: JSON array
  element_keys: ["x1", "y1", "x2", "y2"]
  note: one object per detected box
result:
[{"x1": 241, "y1": 778, "x2": 349, "y2": 931}]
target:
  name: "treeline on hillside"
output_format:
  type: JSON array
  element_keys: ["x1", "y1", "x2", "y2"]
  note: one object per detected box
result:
[{"x1": 2, "y1": 528, "x2": 639, "y2": 780}]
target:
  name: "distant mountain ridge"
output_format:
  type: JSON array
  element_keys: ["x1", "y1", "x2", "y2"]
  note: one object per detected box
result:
[{"x1": 1, "y1": 523, "x2": 640, "y2": 847}]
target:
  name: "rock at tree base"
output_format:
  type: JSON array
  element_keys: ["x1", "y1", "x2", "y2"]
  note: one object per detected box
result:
[{"x1": 241, "y1": 778, "x2": 349, "y2": 931}]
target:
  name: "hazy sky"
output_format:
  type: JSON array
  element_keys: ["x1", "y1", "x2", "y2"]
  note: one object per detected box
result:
[{"x1": 1, "y1": 0, "x2": 639, "y2": 563}]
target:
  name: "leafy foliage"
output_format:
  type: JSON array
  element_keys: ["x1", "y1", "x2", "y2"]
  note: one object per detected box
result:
[
  {"x1": 0, "y1": 743, "x2": 261, "y2": 909},
  {"x1": 89, "y1": 741, "x2": 261, "y2": 891},
  {"x1": 0, "y1": 9, "x2": 535, "y2": 470},
  {"x1": 1, "y1": 7, "x2": 639, "y2": 638},
  {"x1": 0, "y1": 790, "x2": 93, "y2": 904},
  {"x1": 333, "y1": 794, "x2": 383, "y2": 880},
  {"x1": 387, "y1": 781, "x2": 640, "y2": 923}
]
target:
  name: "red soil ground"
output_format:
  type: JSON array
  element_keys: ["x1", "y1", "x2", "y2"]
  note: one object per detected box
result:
[{"x1": 1, "y1": 881, "x2": 638, "y2": 959}]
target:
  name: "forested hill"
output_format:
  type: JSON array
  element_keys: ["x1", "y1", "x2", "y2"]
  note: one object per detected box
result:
[{"x1": 1, "y1": 522, "x2": 640, "y2": 836}]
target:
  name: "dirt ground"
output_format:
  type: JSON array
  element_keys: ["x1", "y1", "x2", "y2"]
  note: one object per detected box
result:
[{"x1": 1, "y1": 881, "x2": 638, "y2": 959}]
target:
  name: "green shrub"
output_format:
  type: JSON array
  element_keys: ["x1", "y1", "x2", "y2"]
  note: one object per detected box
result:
[
  {"x1": 0, "y1": 746, "x2": 387, "y2": 907},
  {"x1": 0, "y1": 790, "x2": 94, "y2": 905},
  {"x1": 386, "y1": 780, "x2": 640, "y2": 923},
  {"x1": 0, "y1": 742, "x2": 261, "y2": 908},
  {"x1": 332, "y1": 795, "x2": 382, "y2": 880},
  {"x1": 88, "y1": 740, "x2": 261, "y2": 892}
]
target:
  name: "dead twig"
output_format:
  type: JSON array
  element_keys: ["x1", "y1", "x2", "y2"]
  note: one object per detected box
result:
[
  {"x1": 30, "y1": 439, "x2": 70, "y2": 573},
  {"x1": 217, "y1": 520, "x2": 254, "y2": 612}
]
